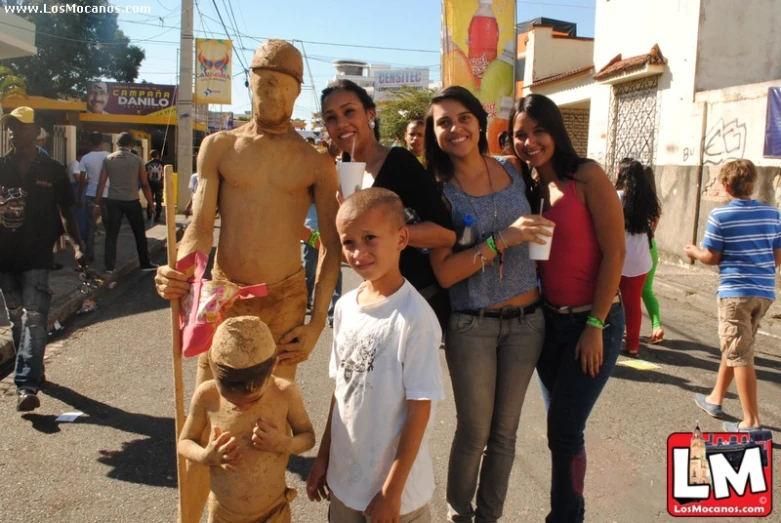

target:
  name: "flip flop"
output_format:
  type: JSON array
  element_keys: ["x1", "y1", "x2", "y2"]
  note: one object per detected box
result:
[{"x1": 649, "y1": 328, "x2": 665, "y2": 344}]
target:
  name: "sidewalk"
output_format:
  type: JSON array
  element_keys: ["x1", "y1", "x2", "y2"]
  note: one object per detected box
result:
[
  {"x1": 653, "y1": 260, "x2": 781, "y2": 339},
  {"x1": 0, "y1": 217, "x2": 186, "y2": 368}
]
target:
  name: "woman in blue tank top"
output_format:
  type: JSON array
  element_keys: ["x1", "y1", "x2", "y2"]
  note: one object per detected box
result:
[{"x1": 425, "y1": 86, "x2": 554, "y2": 522}]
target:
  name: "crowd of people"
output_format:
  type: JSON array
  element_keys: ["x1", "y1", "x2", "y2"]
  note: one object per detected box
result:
[{"x1": 2, "y1": 37, "x2": 778, "y2": 523}]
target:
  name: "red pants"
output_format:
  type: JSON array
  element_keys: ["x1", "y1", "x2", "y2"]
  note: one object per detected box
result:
[{"x1": 620, "y1": 274, "x2": 648, "y2": 352}]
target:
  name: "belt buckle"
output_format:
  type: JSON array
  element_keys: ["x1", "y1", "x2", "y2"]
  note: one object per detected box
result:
[{"x1": 499, "y1": 307, "x2": 514, "y2": 319}]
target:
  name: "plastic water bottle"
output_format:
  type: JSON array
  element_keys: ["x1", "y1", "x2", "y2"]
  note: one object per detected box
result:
[{"x1": 457, "y1": 214, "x2": 478, "y2": 248}]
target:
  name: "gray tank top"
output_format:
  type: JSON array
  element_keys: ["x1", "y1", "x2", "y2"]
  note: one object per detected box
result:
[
  {"x1": 442, "y1": 156, "x2": 538, "y2": 311},
  {"x1": 105, "y1": 150, "x2": 143, "y2": 201}
]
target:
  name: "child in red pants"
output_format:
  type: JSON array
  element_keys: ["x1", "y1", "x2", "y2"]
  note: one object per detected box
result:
[{"x1": 615, "y1": 159, "x2": 661, "y2": 355}]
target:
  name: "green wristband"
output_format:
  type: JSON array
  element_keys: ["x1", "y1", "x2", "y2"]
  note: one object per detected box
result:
[
  {"x1": 586, "y1": 315, "x2": 605, "y2": 329},
  {"x1": 307, "y1": 230, "x2": 320, "y2": 247},
  {"x1": 486, "y1": 235, "x2": 500, "y2": 255}
]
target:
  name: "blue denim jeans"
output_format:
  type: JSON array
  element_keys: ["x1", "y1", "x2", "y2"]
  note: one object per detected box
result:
[
  {"x1": 302, "y1": 243, "x2": 341, "y2": 320},
  {"x1": 445, "y1": 308, "x2": 545, "y2": 523},
  {"x1": 536, "y1": 303, "x2": 625, "y2": 523},
  {"x1": 0, "y1": 270, "x2": 52, "y2": 393}
]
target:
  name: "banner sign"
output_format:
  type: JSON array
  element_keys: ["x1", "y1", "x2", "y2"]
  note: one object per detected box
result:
[
  {"x1": 442, "y1": 0, "x2": 515, "y2": 153},
  {"x1": 374, "y1": 68, "x2": 429, "y2": 102},
  {"x1": 195, "y1": 38, "x2": 232, "y2": 105},
  {"x1": 207, "y1": 111, "x2": 234, "y2": 132},
  {"x1": 764, "y1": 87, "x2": 781, "y2": 157},
  {"x1": 85, "y1": 81, "x2": 177, "y2": 116}
]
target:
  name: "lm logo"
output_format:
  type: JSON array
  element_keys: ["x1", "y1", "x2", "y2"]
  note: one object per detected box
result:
[{"x1": 667, "y1": 425, "x2": 772, "y2": 517}]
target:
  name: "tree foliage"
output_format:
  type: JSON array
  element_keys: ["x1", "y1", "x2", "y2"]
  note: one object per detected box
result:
[
  {"x1": 378, "y1": 86, "x2": 435, "y2": 143},
  {"x1": 0, "y1": 65, "x2": 26, "y2": 100},
  {"x1": 0, "y1": 0, "x2": 145, "y2": 98}
]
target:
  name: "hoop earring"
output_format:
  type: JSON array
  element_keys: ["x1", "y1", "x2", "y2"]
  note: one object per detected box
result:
[{"x1": 369, "y1": 120, "x2": 376, "y2": 129}]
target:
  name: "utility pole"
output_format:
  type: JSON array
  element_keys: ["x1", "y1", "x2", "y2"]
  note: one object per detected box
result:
[{"x1": 177, "y1": 0, "x2": 194, "y2": 210}]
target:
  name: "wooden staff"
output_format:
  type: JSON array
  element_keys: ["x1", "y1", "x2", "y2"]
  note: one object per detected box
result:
[{"x1": 164, "y1": 165, "x2": 189, "y2": 522}]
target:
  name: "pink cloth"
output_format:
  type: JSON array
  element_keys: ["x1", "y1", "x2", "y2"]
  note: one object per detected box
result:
[{"x1": 177, "y1": 251, "x2": 268, "y2": 357}]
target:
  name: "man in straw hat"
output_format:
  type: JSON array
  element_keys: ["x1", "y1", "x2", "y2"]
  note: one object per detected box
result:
[
  {"x1": 0, "y1": 106, "x2": 86, "y2": 412},
  {"x1": 179, "y1": 316, "x2": 314, "y2": 523},
  {"x1": 154, "y1": 39, "x2": 339, "y2": 521}
]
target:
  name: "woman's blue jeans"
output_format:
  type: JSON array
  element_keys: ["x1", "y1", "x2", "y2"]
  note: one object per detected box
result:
[
  {"x1": 536, "y1": 303, "x2": 624, "y2": 523},
  {"x1": 445, "y1": 308, "x2": 545, "y2": 523}
]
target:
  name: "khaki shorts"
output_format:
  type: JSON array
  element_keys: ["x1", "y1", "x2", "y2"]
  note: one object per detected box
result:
[
  {"x1": 717, "y1": 296, "x2": 773, "y2": 367},
  {"x1": 328, "y1": 493, "x2": 431, "y2": 523}
]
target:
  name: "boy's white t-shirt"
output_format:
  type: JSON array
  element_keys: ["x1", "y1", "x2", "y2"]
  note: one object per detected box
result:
[{"x1": 327, "y1": 279, "x2": 444, "y2": 514}]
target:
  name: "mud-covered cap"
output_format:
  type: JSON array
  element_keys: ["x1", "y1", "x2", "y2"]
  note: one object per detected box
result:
[
  {"x1": 211, "y1": 316, "x2": 276, "y2": 369},
  {"x1": 250, "y1": 39, "x2": 303, "y2": 84}
]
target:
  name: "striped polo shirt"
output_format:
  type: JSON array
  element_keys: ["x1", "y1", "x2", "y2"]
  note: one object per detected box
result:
[{"x1": 702, "y1": 199, "x2": 781, "y2": 299}]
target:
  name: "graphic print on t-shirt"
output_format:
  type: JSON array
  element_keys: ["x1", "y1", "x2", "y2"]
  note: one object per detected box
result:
[
  {"x1": 147, "y1": 161, "x2": 164, "y2": 182},
  {"x1": 0, "y1": 186, "x2": 27, "y2": 230},
  {"x1": 339, "y1": 329, "x2": 378, "y2": 400}
]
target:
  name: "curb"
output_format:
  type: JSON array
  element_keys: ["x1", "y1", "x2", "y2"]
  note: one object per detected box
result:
[{"x1": 0, "y1": 224, "x2": 185, "y2": 369}]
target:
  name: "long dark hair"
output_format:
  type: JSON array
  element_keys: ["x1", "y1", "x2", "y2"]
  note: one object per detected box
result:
[
  {"x1": 616, "y1": 159, "x2": 661, "y2": 236},
  {"x1": 424, "y1": 86, "x2": 488, "y2": 182},
  {"x1": 509, "y1": 94, "x2": 592, "y2": 182},
  {"x1": 320, "y1": 79, "x2": 380, "y2": 141}
]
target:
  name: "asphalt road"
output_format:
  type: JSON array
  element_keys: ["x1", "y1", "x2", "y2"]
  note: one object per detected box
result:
[{"x1": 1, "y1": 259, "x2": 779, "y2": 523}]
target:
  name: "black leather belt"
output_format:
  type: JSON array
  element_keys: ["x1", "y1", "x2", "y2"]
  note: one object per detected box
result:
[{"x1": 460, "y1": 301, "x2": 541, "y2": 319}]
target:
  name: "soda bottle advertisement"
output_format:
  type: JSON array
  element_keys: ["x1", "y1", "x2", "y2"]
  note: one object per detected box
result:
[{"x1": 441, "y1": 0, "x2": 515, "y2": 154}]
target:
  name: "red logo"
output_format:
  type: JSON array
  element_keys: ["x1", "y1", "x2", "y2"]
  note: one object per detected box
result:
[{"x1": 667, "y1": 426, "x2": 772, "y2": 517}]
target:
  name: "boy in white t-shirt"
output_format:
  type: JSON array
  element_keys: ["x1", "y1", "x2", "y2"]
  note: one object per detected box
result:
[{"x1": 307, "y1": 188, "x2": 444, "y2": 523}]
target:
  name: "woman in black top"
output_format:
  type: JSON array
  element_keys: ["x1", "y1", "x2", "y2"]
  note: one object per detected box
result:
[{"x1": 321, "y1": 80, "x2": 455, "y2": 328}]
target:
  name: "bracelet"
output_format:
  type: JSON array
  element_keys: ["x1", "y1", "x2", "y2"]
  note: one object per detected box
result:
[
  {"x1": 307, "y1": 230, "x2": 320, "y2": 247},
  {"x1": 473, "y1": 246, "x2": 487, "y2": 272},
  {"x1": 586, "y1": 315, "x2": 606, "y2": 329},
  {"x1": 497, "y1": 230, "x2": 509, "y2": 251},
  {"x1": 486, "y1": 235, "x2": 500, "y2": 255}
]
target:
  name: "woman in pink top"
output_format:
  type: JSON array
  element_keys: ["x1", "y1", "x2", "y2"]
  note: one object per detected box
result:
[{"x1": 510, "y1": 94, "x2": 626, "y2": 523}]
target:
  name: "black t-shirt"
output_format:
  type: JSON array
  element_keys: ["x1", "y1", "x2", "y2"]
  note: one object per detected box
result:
[
  {"x1": 0, "y1": 151, "x2": 74, "y2": 272},
  {"x1": 145, "y1": 158, "x2": 164, "y2": 187},
  {"x1": 372, "y1": 147, "x2": 454, "y2": 291}
]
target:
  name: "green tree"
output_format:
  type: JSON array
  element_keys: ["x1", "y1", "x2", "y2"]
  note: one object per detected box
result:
[
  {"x1": 0, "y1": 0, "x2": 145, "y2": 98},
  {"x1": 378, "y1": 86, "x2": 435, "y2": 143},
  {"x1": 0, "y1": 65, "x2": 26, "y2": 100}
]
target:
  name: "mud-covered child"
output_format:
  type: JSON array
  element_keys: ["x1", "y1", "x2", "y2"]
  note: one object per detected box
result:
[
  {"x1": 179, "y1": 316, "x2": 315, "y2": 523},
  {"x1": 306, "y1": 187, "x2": 445, "y2": 522}
]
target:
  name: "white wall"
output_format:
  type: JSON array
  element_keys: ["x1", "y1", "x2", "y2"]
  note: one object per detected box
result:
[
  {"x1": 530, "y1": 73, "x2": 594, "y2": 108},
  {"x1": 588, "y1": 0, "x2": 703, "y2": 167},
  {"x1": 695, "y1": 80, "x2": 781, "y2": 169},
  {"x1": 695, "y1": 0, "x2": 781, "y2": 92},
  {"x1": 523, "y1": 26, "x2": 593, "y2": 86}
]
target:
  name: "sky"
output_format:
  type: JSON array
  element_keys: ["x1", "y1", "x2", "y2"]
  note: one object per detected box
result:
[{"x1": 112, "y1": 0, "x2": 596, "y2": 123}]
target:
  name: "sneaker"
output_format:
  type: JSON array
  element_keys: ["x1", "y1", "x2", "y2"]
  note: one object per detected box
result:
[
  {"x1": 140, "y1": 263, "x2": 159, "y2": 272},
  {"x1": 17, "y1": 390, "x2": 40, "y2": 412},
  {"x1": 694, "y1": 393, "x2": 724, "y2": 418}
]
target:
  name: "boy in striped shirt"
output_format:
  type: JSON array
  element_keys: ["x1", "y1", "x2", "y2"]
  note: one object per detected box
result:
[{"x1": 685, "y1": 159, "x2": 781, "y2": 432}]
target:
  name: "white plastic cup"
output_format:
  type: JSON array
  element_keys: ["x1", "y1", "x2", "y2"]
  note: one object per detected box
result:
[
  {"x1": 528, "y1": 226, "x2": 554, "y2": 260},
  {"x1": 337, "y1": 161, "x2": 367, "y2": 198}
]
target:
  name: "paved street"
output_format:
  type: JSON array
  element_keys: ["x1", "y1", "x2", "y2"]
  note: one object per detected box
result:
[{"x1": 0, "y1": 258, "x2": 779, "y2": 523}]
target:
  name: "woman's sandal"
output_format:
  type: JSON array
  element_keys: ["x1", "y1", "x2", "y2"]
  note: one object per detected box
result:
[{"x1": 648, "y1": 328, "x2": 665, "y2": 345}]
